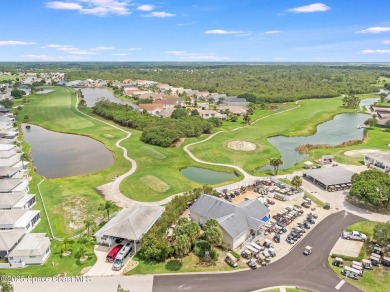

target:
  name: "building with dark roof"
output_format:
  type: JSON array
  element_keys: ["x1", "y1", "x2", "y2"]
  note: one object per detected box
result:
[
  {"x1": 190, "y1": 194, "x2": 270, "y2": 249},
  {"x1": 303, "y1": 166, "x2": 354, "y2": 191}
]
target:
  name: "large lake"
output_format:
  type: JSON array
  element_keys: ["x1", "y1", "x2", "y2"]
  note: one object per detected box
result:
[
  {"x1": 76, "y1": 88, "x2": 138, "y2": 109},
  {"x1": 258, "y1": 113, "x2": 369, "y2": 172},
  {"x1": 23, "y1": 124, "x2": 114, "y2": 178}
]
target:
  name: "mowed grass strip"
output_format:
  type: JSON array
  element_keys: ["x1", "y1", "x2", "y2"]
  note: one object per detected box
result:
[{"x1": 139, "y1": 175, "x2": 170, "y2": 192}]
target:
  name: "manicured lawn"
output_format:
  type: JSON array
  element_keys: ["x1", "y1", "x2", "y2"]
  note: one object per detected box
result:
[
  {"x1": 286, "y1": 289, "x2": 307, "y2": 292},
  {"x1": 345, "y1": 221, "x2": 377, "y2": 240},
  {"x1": 127, "y1": 252, "x2": 245, "y2": 275},
  {"x1": 190, "y1": 98, "x2": 353, "y2": 174}
]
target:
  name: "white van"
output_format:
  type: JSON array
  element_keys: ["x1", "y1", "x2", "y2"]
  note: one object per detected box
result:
[{"x1": 112, "y1": 242, "x2": 133, "y2": 271}]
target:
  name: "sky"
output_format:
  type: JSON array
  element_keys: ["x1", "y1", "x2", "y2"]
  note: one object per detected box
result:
[{"x1": 1, "y1": 0, "x2": 390, "y2": 62}]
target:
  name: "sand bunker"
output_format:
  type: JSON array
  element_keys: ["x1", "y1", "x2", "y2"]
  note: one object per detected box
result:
[
  {"x1": 344, "y1": 149, "x2": 388, "y2": 158},
  {"x1": 227, "y1": 141, "x2": 257, "y2": 151}
]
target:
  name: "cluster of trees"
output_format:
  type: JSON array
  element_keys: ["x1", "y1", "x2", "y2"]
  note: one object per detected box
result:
[
  {"x1": 92, "y1": 99, "x2": 217, "y2": 147},
  {"x1": 0, "y1": 98, "x2": 14, "y2": 108},
  {"x1": 77, "y1": 89, "x2": 87, "y2": 107},
  {"x1": 373, "y1": 222, "x2": 390, "y2": 252},
  {"x1": 349, "y1": 170, "x2": 390, "y2": 211},
  {"x1": 342, "y1": 95, "x2": 360, "y2": 109},
  {"x1": 139, "y1": 186, "x2": 219, "y2": 262},
  {"x1": 10, "y1": 88, "x2": 26, "y2": 99}
]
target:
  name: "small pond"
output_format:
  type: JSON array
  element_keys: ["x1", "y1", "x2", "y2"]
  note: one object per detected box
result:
[
  {"x1": 258, "y1": 113, "x2": 369, "y2": 172},
  {"x1": 76, "y1": 87, "x2": 138, "y2": 109},
  {"x1": 22, "y1": 124, "x2": 114, "y2": 178},
  {"x1": 180, "y1": 167, "x2": 236, "y2": 184}
]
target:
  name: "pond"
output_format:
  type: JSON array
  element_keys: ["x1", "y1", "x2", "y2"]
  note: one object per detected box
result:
[
  {"x1": 180, "y1": 167, "x2": 236, "y2": 184},
  {"x1": 258, "y1": 113, "x2": 370, "y2": 172},
  {"x1": 22, "y1": 124, "x2": 114, "y2": 178},
  {"x1": 76, "y1": 87, "x2": 138, "y2": 109}
]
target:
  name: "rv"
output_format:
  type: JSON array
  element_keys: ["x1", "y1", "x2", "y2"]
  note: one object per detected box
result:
[{"x1": 112, "y1": 242, "x2": 133, "y2": 271}]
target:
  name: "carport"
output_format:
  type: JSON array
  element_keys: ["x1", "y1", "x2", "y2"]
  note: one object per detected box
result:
[
  {"x1": 303, "y1": 166, "x2": 354, "y2": 191},
  {"x1": 94, "y1": 204, "x2": 164, "y2": 252}
]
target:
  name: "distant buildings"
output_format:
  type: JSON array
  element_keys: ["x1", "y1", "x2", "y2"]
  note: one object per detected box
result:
[{"x1": 364, "y1": 151, "x2": 390, "y2": 173}]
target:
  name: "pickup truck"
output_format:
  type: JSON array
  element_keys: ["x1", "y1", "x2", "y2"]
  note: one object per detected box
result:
[{"x1": 342, "y1": 231, "x2": 367, "y2": 241}]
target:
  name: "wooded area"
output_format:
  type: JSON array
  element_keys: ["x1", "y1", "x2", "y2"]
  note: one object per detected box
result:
[
  {"x1": 1, "y1": 63, "x2": 388, "y2": 102},
  {"x1": 92, "y1": 99, "x2": 215, "y2": 147}
]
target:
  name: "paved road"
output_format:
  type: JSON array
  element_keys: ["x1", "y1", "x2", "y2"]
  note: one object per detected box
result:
[{"x1": 153, "y1": 211, "x2": 364, "y2": 292}]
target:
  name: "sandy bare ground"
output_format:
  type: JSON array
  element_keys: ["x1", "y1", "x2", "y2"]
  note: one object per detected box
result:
[
  {"x1": 343, "y1": 149, "x2": 388, "y2": 158},
  {"x1": 227, "y1": 140, "x2": 257, "y2": 151}
]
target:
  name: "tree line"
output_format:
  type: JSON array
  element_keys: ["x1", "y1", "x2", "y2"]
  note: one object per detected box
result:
[{"x1": 92, "y1": 99, "x2": 217, "y2": 147}]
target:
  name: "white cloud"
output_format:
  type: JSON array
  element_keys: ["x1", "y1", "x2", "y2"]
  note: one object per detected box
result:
[
  {"x1": 46, "y1": 1, "x2": 83, "y2": 10},
  {"x1": 0, "y1": 41, "x2": 36, "y2": 46},
  {"x1": 177, "y1": 22, "x2": 196, "y2": 26},
  {"x1": 137, "y1": 4, "x2": 154, "y2": 11},
  {"x1": 361, "y1": 49, "x2": 390, "y2": 54},
  {"x1": 46, "y1": 0, "x2": 131, "y2": 16},
  {"x1": 359, "y1": 27, "x2": 390, "y2": 34},
  {"x1": 90, "y1": 46, "x2": 115, "y2": 51},
  {"x1": 57, "y1": 47, "x2": 78, "y2": 51},
  {"x1": 113, "y1": 53, "x2": 129, "y2": 56},
  {"x1": 265, "y1": 30, "x2": 282, "y2": 34},
  {"x1": 288, "y1": 3, "x2": 330, "y2": 13},
  {"x1": 384, "y1": 40, "x2": 390, "y2": 44},
  {"x1": 124, "y1": 47, "x2": 142, "y2": 51},
  {"x1": 205, "y1": 29, "x2": 243, "y2": 35},
  {"x1": 165, "y1": 50, "x2": 229, "y2": 61},
  {"x1": 41, "y1": 44, "x2": 69, "y2": 48},
  {"x1": 143, "y1": 11, "x2": 175, "y2": 18},
  {"x1": 20, "y1": 54, "x2": 87, "y2": 61},
  {"x1": 68, "y1": 50, "x2": 97, "y2": 55}
]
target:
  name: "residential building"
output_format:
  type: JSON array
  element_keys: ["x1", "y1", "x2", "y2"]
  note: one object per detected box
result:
[
  {"x1": 95, "y1": 205, "x2": 164, "y2": 248},
  {"x1": 0, "y1": 150, "x2": 21, "y2": 167},
  {"x1": 190, "y1": 194, "x2": 270, "y2": 249},
  {"x1": 0, "y1": 167, "x2": 27, "y2": 179},
  {"x1": 0, "y1": 209, "x2": 41, "y2": 232},
  {"x1": 0, "y1": 230, "x2": 25, "y2": 260},
  {"x1": 198, "y1": 109, "x2": 227, "y2": 120},
  {"x1": 0, "y1": 193, "x2": 36, "y2": 210},
  {"x1": 364, "y1": 151, "x2": 390, "y2": 173},
  {"x1": 0, "y1": 179, "x2": 29, "y2": 195},
  {"x1": 139, "y1": 104, "x2": 164, "y2": 116},
  {"x1": 8, "y1": 233, "x2": 51, "y2": 266},
  {"x1": 217, "y1": 105, "x2": 247, "y2": 116},
  {"x1": 153, "y1": 99, "x2": 180, "y2": 109}
]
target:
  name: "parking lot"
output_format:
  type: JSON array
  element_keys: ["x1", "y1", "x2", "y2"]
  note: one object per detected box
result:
[
  {"x1": 226, "y1": 185, "x2": 330, "y2": 269},
  {"x1": 331, "y1": 238, "x2": 364, "y2": 257}
]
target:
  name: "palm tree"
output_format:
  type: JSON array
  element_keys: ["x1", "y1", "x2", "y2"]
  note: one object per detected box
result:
[
  {"x1": 79, "y1": 245, "x2": 86, "y2": 259},
  {"x1": 23, "y1": 114, "x2": 29, "y2": 124},
  {"x1": 291, "y1": 175, "x2": 303, "y2": 190},
  {"x1": 243, "y1": 114, "x2": 251, "y2": 124},
  {"x1": 62, "y1": 236, "x2": 72, "y2": 253},
  {"x1": 83, "y1": 217, "x2": 95, "y2": 237},
  {"x1": 98, "y1": 200, "x2": 116, "y2": 221},
  {"x1": 174, "y1": 235, "x2": 191, "y2": 262},
  {"x1": 269, "y1": 157, "x2": 283, "y2": 176}
]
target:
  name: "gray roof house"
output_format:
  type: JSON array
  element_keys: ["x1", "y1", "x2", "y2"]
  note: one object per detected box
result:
[
  {"x1": 0, "y1": 179, "x2": 29, "y2": 194},
  {"x1": 0, "y1": 230, "x2": 25, "y2": 259},
  {"x1": 8, "y1": 233, "x2": 51, "y2": 266},
  {"x1": 190, "y1": 194, "x2": 270, "y2": 249},
  {"x1": 95, "y1": 204, "x2": 164, "y2": 247},
  {"x1": 0, "y1": 209, "x2": 41, "y2": 232},
  {"x1": 0, "y1": 193, "x2": 36, "y2": 210}
]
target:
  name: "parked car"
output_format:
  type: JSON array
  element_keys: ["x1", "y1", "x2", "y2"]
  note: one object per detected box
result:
[
  {"x1": 342, "y1": 231, "x2": 367, "y2": 242},
  {"x1": 225, "y1": 252, "x2": 238, "y2": 268},
  {"x1": 112, "y1": 242, "x2": 133, "y2": 271},
  {"x1": 106, "y1": 244, "x2": 124, "y2": 263},
  {"x1": 246, "y1": 259, "x2": 257, "y2": 270}
]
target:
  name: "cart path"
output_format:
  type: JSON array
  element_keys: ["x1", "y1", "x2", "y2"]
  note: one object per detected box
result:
[{"x1": 183, "y1": 102, "x2": 301, "y2": 180}]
